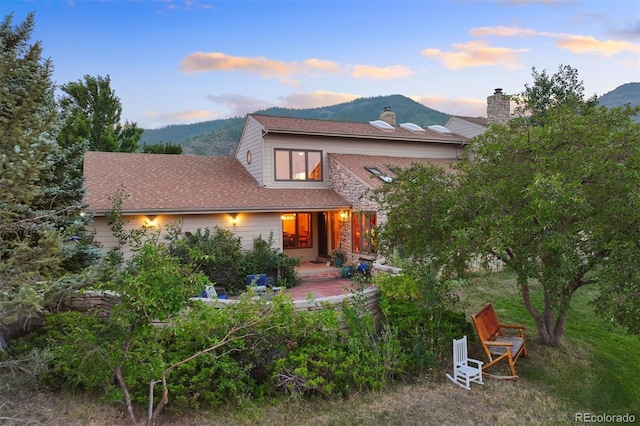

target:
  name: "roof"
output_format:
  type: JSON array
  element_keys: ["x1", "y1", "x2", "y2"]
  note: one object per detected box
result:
[
  {"x1": 83, "y1": 152, "x2": 349, "y2": 214},
  {"x1": 330, "y1": 154, "x2": 457, "y2": 189},
  {"x1": 249, "y1": 114, "x2": 468, "y2": 144},
  {"x1": 448, "y1": 115, "x2": 488, "y2": 126}
]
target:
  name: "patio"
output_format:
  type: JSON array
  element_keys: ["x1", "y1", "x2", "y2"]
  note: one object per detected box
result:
[{"x1": 286, "y1": 261, "x2": 366, "y2": 299}]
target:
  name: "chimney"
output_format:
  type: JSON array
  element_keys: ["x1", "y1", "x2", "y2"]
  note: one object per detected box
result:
[
  {"x1": 379, "y1": 106, "x2": 396, "y2": 126},
  {"x1": 487, "y1": 88, "x2": 510, "y2": 124}
]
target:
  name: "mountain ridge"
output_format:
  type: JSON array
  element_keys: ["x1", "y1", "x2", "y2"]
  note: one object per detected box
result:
[{"x1": 141, "y1": 84, "x2": 639, "y2": 156}]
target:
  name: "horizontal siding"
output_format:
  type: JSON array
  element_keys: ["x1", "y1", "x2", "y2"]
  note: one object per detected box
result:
[
  {"x1": 235, "y1": 117, "x2": 265, "y2": 186},
  {"x1": 93, "y1": 212, "x2": 284, "y2": 257},
  {"x1": 446, "y1": 117, "x2": 486, "y2": 139},
  {"x1": 263, "y1": 134, "x2": 459, "y2": 188}
]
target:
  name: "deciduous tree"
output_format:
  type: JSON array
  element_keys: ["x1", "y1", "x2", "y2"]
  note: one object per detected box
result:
[
  {"x1": 374, "y1": 66, "x2": 640, "y2": 344},
  {"x1": 59, "y1": 74, "x2": 142, "y2": 152}
]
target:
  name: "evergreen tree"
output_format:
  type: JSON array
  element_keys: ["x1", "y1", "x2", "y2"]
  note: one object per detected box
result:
[{"x1": 0, "y1": 13, "x2": 99, "y2": 339}]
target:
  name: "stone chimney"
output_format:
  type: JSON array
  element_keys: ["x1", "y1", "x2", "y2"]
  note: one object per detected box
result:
[
  {"x1": 379, "y1": 106, "x2": 396, "y2": 126},
  {"x1": 487, "y1": 88, "x2": 510, "y2": 124}
]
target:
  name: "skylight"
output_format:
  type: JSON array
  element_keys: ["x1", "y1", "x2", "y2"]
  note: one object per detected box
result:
[
  {"x1": 399, "y1": 122, "x2": 425, "y2": 133},
  {"x1": 428, "y1": 125, "x2": 452, "y2": 134},
  {"x1": 369, "y1": 120, "x2": 395, "y2": 131},
  {"x1": 365, "y1": 166, "x2": 393, "y2": 183}
]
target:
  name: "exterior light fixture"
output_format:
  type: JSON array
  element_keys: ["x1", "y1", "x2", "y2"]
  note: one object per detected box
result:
[
  {"x1": 230, "y1": 213, "x2": 238, "y2": 226},
  {"x1": 146, "y1": 215, "x2": 158, "y2": 227},
  {"x1": 339, "y1": 210, "x2": 349, "y2": 222}
]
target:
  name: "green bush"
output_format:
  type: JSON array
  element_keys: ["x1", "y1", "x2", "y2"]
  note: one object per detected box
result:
[
  {"x1": 166, "y1": 227, "x2": 300, "y2": 293},
  {"x1": 375, "y1": 265, "x2": 473, "y2": 375},
  {"x1": 167, "y1": 226, "x2": 245, "y2": 294},
  {"x1": 271, "y1": 290, "x2": 402, "y2": 398},
  {"x1": 241, "y1": 233, "x2": 300, "y2": 288}
]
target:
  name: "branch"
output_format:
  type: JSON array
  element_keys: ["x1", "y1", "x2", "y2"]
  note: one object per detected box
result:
[
  {"x1": 0, "y1": 205, "x2": 81, "y2": 232},
  {"x1": 147, "y1": 311, "x2": 284, "y2": 426}
]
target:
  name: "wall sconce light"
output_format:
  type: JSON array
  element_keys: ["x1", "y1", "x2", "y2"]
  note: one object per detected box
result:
[
  {"x1": 146, "y1": 215, "x2": 158, "y2": 227},
  {"x1": 230, "y1": 213, "x2": 238, "y2": 226},
  {"x1": 339, "y1": 210, "x2": 349, "y2": 222}
]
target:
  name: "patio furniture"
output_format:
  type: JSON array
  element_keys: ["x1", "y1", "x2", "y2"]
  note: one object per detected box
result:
[
  {"x1": 471, "y1": 302, "x2": 528, "y2": 379},
  {"x1": 446, "y1": 335, "x2": 484, "y2": 390}
]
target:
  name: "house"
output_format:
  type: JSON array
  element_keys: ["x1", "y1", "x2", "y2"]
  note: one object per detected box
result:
[
  {"x1": 445, "y1": 88, "x2": 511, "y2": 138},
  {"x1": 84, "y1": 106, "x2": 476, "y2": 263}
]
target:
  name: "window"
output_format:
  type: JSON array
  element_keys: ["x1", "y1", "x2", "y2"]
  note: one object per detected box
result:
[
  {"x1": 275, "y1": 149, "x2": 322, "y2": 181},
  {"x1": 365, "y1": 166, "x2": 393, "y2": 183},
  {"x1": 352, "y1": 212, "x2": 376, "y2": 253},
  {"x1": 282, "y1": 212, "x2": 312, "y2": 249}
]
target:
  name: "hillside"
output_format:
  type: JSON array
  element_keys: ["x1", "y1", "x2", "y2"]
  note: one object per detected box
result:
[
  {"x1": 140, "y1": 95, "x2": 450, "y2": 156},
  {"x1": 597, "y1": 82, "x2": 639, "y2": 109},
  {"x1": 140, "y1": 84, "x2": 639, "y2": 156}
]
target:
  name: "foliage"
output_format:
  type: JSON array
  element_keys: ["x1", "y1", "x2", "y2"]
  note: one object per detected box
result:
[
  {"x1": 166, "y1": 227, "x2": 300, "y2": 293},
  {"x1": 0, "y1": 13, "x2": 99, "y2": 335},
  {"x1": 271, "y1": 290, "x2": 401, "y2": 398},
  {"x1": 141, "y1": 141, "x2": 183, "y2": 154},
  {"x1": 331, "y1": 248, "x2": 346, "y2": 261},
  {"x1": 373, "y1": 65, "x2": 640, "y2": 343},
  {"x1": 375, "y1": 265, "x2": 472, "y2": 374},
  {"x1": 241, "y1": 233, "x2": 300, "y2": 288},
  {"x1": 59, "y1": 74, "x2": 142, "y2": 152},
  {"x1": 167, "y1": 225, "x2": 245, "y2": 294}
]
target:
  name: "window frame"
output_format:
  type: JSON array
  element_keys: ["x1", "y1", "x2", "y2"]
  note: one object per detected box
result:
[
  {"x1": 352, "y1": 211, "x2": 377, "y2": 254},
  {"x1": 282, "y1": 212, "x2": 313, "y2": 250},
  {"x1": 274, "y1": 149, "x2": 323, "y2": 181}
]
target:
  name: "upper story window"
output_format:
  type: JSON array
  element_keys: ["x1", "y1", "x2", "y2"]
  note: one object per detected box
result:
[{"x1": 275, "y1": 149, "x2": 322, "y2": 181}]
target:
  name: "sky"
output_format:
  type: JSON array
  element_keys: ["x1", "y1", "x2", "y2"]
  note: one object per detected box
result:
[{"x1": 3, "y1": 0, "x2": 640, "y2": 129}]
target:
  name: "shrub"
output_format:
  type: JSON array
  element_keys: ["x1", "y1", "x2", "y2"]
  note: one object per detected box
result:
[
  {"x1": 166, "y1": 225, "x2": 245, "y2": 294},
  {"x1": 375, "y1": 264, "x2": 473, "y2": 375},
  {"x1": 241, "y1": 233, "x2": 300, "y2": 288}
]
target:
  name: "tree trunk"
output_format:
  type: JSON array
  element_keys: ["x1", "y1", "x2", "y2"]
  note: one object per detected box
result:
[{"x1": 520, "y1": 279, "x2": 570, "y2": 345}]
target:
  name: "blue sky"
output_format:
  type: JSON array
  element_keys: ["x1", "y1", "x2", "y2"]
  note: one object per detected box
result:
[{"x1": 4, "y1": 0, "x2": 639, "y2": 129}]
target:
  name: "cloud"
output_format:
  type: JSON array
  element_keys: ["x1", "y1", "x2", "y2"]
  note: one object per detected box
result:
[
  {"x1": 180, "y1": 52, "x2": 413, "y2": 82},
  {"x1": 469, "y1": 25, "x2": 640, "y2": 57},
  {"x1": 205, "y1": 94, "x2": 273, "y2": 117},
  {"x1": 470, "y1": 26, "x2": 546, "y2": 38},
  {"x1": 180, "y1": 52, "x2": 294, "y2": 78},
  {"x1": 350, "y1": 64, "x2": 414, "y2": 80},
  {"x1": 205, "y1": 91, "x2": 360, "y2": 115},
  {"x1": 278, "y1": 91, "x2": 360, "y2": 109},
  {"x1": 411, "y1": 95, "x2": 486, "y2": 117},
  {"x1": 143, "y1": 109, "x2": 219, "y2": 127},
  {"x1": 556, "y1": 34, "x2": 640, "y2": 56},
  {"x1": 421, "y1": 41, "x2": 529, "y2": 70}
]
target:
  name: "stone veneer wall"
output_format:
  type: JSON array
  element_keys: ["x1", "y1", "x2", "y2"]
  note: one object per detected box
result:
[
  {"x1": 329, "y1": 158, "x2": 388, "y2": 259},
  {"x1": 486, "y1": 88, "x2": 511, "y2": 124}
]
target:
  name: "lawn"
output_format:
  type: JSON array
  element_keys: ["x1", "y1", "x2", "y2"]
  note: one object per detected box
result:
[{"x1": 2, "y1": 271, "x2": 638, "y2": 425}]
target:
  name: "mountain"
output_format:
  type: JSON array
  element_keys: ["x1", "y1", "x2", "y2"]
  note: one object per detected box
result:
[
  {"x1": 597, "y1": 82, "x2": 640, "y2": 109},
  {"x1": 140, "y1": 95, "x2": 451, "y2": 156},
  {"x1": 140, "y1": 84, "x2": 640, "y2": 156}
]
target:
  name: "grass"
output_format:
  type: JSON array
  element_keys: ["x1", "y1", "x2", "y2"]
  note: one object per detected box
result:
[
  {"x1": 458, "y1": 271, "x2": 640, "y2": 419},
  {"x1": 1, "y1": 271, "x2": 638, "y2": 425}
]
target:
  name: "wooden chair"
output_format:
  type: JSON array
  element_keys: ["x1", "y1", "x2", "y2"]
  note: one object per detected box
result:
[
  {"x1": 446, "y1": 336, "x2": 484, "y2": 390},
  {"x1": 471, "y1": 302, "x2": 528, "y2": 380}
]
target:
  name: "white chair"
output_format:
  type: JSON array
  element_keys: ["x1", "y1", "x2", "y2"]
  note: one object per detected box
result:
[{"x1": 446, "y1": 335, "x2": 484, "y2": 390}]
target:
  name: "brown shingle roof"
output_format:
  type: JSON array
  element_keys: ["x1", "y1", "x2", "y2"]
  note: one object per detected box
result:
[
  {"x1": 250, "y1": 114, "x2": 468, "y2": 144},
  {"x1": 83, "y1": 152, "x2": 349, "y2": 214},
  {"x1": 330, "y1": 154, "x2": 457, "y2": 189}
]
